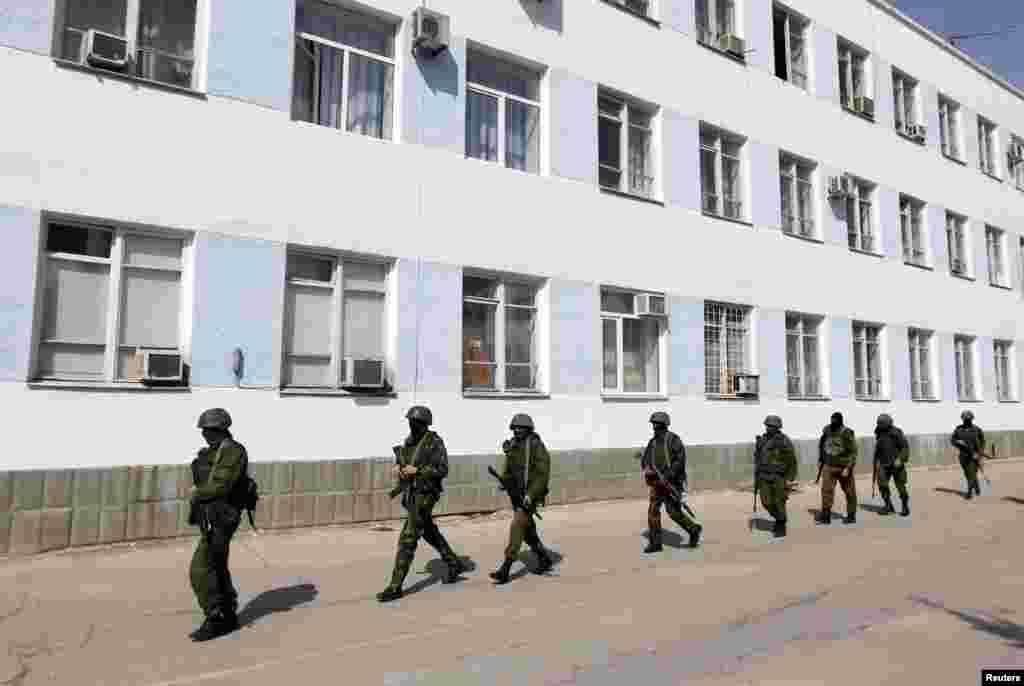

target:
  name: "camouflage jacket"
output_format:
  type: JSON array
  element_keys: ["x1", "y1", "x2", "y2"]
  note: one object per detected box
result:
[
  {"x1": 395, "y1": 430, "x2": 449, "y2": 495},
  {"x1": 819, "y1": 425, "x2": 858, "y2": 468},
  {"x1": 951, "y1": 425, "x2": 985, "y2": 458},
  {"x1": 756, "y1": 432, "x2": 798, "y2": 481},
  {"x1": 641, "y1": 431, "x2": 687, "y2": 485},
  {"x1": 192, "y1": 437, "x2": 248, "y2": 504},
  {"x1": 501, "y1": 432, "x2": 551, "y2": 504},
  {"x1": 874, "y1": 427, "x2": 909, "y2": 466}
]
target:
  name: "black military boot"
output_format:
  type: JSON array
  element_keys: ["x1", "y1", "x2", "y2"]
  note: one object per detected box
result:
[
  {"x1": 772, "y1": 520, "x2": 787, "y2": 538},
  {"x1": 965, "y1": 488, "x2": 973, "y2": 500},
  {"x1": 191, "y1": 609, "x2": 237, "y2": 642},
  {"x1": 688, "y1": 524, "x2": 702, "y2": 548},
  {"x1": 376, "y1": 586, "x2": 403, "y2": 602},
  {"x1": 900, "y1": 497, "x2": 910, "y2": 517},
  {"x1": 815, "y1": 508, "x2": 831, "y2": 525},
  {"x1": 644, "y1": 529, "x2": 663, "y2": 553},
  {"x1": 881, "y1": 496, "x2": 895, "y2": 515},
  {"x1": 442, "y1": 554, "x2": 467, "y2": 584},
  {"x1": 531, "y1": 547, "x2": 554, "y2": 574},
  {"x1": 489, "y1": 558, "x2": 514, "y2": 584},
  {"x1": 843, "y1": 511, "x2": 856, "y2": 524}
]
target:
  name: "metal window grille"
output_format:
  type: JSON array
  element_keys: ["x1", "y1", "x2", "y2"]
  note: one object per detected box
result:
[
  {"x1": 786, "y1": 314, "x2": 821, "y2": 397},
  {"x1": 704, "y1": 302, "x2": 749, "y2": 395},
  {"x1": 909, "y1": 329, "x2": 933, "y2": 400}
]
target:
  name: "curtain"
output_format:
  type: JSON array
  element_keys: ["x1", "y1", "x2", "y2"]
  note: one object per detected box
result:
[
  {"x1": 506, "y1": 100, "x2": 540, "y2": 173},
  {"x1": 602, "y1": 319, "x2": 618, "y2": 390},
  {"x1": 466, "y1": 91, "x2": 499, "y2": 162},
  {"x1": 347, "y1": 54, "x2": 393, "y2": 139}
]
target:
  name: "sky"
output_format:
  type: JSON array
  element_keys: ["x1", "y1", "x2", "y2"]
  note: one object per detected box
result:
[{"x1": 891, "y1": 1, "x2": 1024, "y2": 88}]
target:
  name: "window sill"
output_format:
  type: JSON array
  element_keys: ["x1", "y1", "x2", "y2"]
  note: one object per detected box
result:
[
  {"x1": 53, "y1": 58, "x2": 207, "y2": 99},
  {"x1": 705, "y1": 394, "x2": 759, "y2": 402},
  {"x1": 703, "y1": 211, "x2": 753, "y2": 228},
  {"x1": 598, "y1": 0, "x2": 661, "y2": 27},
  {"x1": 293, "y1": 119, "x2": 396, "y2": 145},
  {"x1": 279, "y1": 387, "x2": 397, "y2": 398},
  {"x1": 942, "y1": 152, "x2": 967, "y2": 167},
  {"x1": 990, "y1": 282, "x2": 1014, "y2": 291},
  {"x1": 896, "y1": 130, "x2": 926, "y2": 146},
  {"x1": 599, "y1": 186, "x2": 665, "y2": 206},
  {"x1": 848, "y1": 247, "x2": 885, "y2": 259},
  {"x1": 463, "y1": 391, "x2": 551, "y2": 400},
  {"x1": 957, "y1": 398, "x2": 984, "y2": 403},
  {"x1": 788, "y1": 396, "x2": 832, "y2": 402},
  {"x1": 904, "y1": 261, "x2": 934, "y2": 272},
  {"x1": 782, "y1": 229, "x2": 824, "y2": 244},
  {"x1": 998, "y1": 398, "x2": 1021, "y2": 404},
  {"x1": 950, "y1": 272, "x2": 976, "y2": 282},
  {"x1": 855, "y1": 396, "x2": 892, "y2": 403},
  {"x1": 601, "y1": 393, "x2": 669, "y2": 401},
  {"x1": 841, "y1": 105, "x2": 875, "y2": 124},
  {"x1": 982, "y1": 170, "x2": 1004, "y2": 183},
  {"x1": 695, "y1": 39, "x2": 747, "y2": 66},
  {"x1": 28, "y1": 380, "x2": 191, "y2": 392},
  {"x1": 911, "y1": 397, "x2": 942, "y2": 403}
]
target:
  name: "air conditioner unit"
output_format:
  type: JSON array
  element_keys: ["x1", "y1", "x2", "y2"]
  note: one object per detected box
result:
[
  {"x1": 718, "y1": 33, "x2": 745, "y2": 56},
  {"x1": 344, "y1": 357, "x2": 386, "y2": 388},
  {"x1": 635, "y1": 294, "x2": 667, "y2": 317},
  {"x1": 129, "y1": 348, "x2": 183, "y2": 383},
  {"x1": 735, "y1": 373, "x2": 760, "y2": 397},
  {"x1": 853, "y1": 96, "x2": 875, "y2": 119},
  {"x1": 82, "y1": 29, "x2": 130, "y2": 70},
  {"x1": 412, "y1": 7, "x2": 450, "y2": 57}
]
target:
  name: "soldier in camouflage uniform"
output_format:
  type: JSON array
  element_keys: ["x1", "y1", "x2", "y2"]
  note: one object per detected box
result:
[
  {"x1": 639, "y1": 411, "x2": 702, "y2": 553},
  {"x1": 188, "y1": 408, "x2": 247, "y2": 641},
  {"x1": 816, "y1": 412, "x2": 859, "y2": 525},
  {"x1": 377, "y1": 406, "x2": 466, "y2": 602},
  {"x1": 490, "y1": 413, "x2": 555, "y2": 584},
  {"x1": 951, "y1": 410, "x2": 985, "y2": 499},
  {"x1": 755, "y1": 415, "x2": 798, "y2": 538},
  {"x1": 874, "y1": 413, "x2": 910, "y2": 516}
]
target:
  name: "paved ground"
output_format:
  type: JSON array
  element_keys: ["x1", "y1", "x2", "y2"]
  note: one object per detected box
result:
[{"x1": 2, "y1": 459, "x2": 1022, "y2": 686}]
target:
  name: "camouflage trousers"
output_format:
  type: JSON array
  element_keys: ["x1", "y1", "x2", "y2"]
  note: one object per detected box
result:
[
  {"x1": 504, "y1": 509, "x2": 544, "y2": 560},
  {"x1": 876, "y1": 463, "x2": 909, "y2": 501},
  {"x1": 189, "y1": 504, "x2": 240, "y2": 616},
  {"x1": 958, "y1": 454, "x2": 980, "y2": 493},
  {"x1": 820, "y1": 465, "x2": 857, "y2": 513},
  {"x1": 387, "y1": 492, "x2": 459, "y2": 590},
  {"x1": 758, "y1": 478, "x2": 789, "y2": 522},
  {"x1": 648, "y1": 488, "x2": 700, "y2": 538}
]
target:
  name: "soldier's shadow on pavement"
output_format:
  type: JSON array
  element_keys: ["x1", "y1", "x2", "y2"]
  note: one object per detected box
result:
[
  {"x1": 237, "y1": 583, "x2": 319, "y2": 628},
  {"x1": 747, "y1": 518, "x2": 776, "y2": 534},
  {"x1": 858, "y1": 503, "x2": 890, "y2": 515},
  {"x1": 508, "y1": 549, "x2": 564, "y2": 581},
  {"x1": 910, "y1": 595, "x2": 1024, "y2": 648},
  {"x1": 402, "y1": 556, "x2": 478, "y2": 597},
  {"x1": 642, "y1": 529, "x2": 688, "y2": 549},
  {"x1": 934, "y1": 487, "x2": 968, "y2": 499},
  {"x1": 1001, "y1": 497, "x2": 1024, "y2": 505}
]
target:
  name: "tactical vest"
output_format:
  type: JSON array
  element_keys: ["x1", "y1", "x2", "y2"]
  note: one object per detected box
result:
[
  {"x1": 398, "y1": 431, "x2": 443, "y2": 494},
  {"x1": 757, "y1": 434, "x2": 790, "y2": 478},
  {"x1": 192, "y1": 448, "x2": 213, "y2": 487},
  {"x1": 954, "y1": 426, "x2": 983, "y2": 454},
  {"x1": 503, "y1": 434, "x2": 535, "y2": 486},
  {"x1": 645, "y1": 433, "x2": 676, "y2": 473},
  {"x1": 874, "y1": 429, "x2": 903, "y2": 465},
  {"x1": 821, "y1": 427, "x2": 854, "y2": 467}
]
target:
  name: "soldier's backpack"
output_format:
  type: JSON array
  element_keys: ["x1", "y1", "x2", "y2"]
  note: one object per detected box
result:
[{"x1": 237, "y1": 473, "x2": 260, "y2": 529}]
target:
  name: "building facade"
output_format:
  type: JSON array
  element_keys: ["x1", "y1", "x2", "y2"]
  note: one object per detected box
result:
[{"x1": 1, "y1": 0, "x2": 1023, "y2": 552}]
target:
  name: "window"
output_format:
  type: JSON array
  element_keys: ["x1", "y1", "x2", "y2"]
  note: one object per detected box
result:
[
  {"x1": 598, "y1": 91, "x2": 656, "y2": 198},
  {"x1": 852, "y1": 323, "x2": 884, "y2": 399},
  {"x1": 603, "y1": 0, "x2": 653, "y2": 19},
  {"x1": 954, "y1": 335, "x2": 977, "y2": 401},
  {"x1": 779, "y1": 154, "x2": 815, "y2": 238},
  {"x1": 36, "y1": 221, "x2": 185, "y2": 382},
  {"x1": 946, "y1": 212, "x2": 969, "y2": 276},
  {"x1": 995, "y1": 340, "x2": 1016, "y2": 401},
  {"x1": 773, "y1": 6, "x2": 808, "y2": 90},
  {"x1": 56, "y1": 0, "x2": 199, "y2": 88},
  {"x1": 978, "y1": 117, "x2": 998, "y2": 177},
  {"x1": 292, "y1": 1, "x2": 395, "y2": 141},
  {"x1": 908, "y1": 328, "x2": 935, "y2": 400},
  {"x1": 899, "y1": 195, "x2": 927, "y2": 266},
  {"x1": 466, "y1": 51, "x2": 542, "y2": 174},
  {"x1": 601, "y1": 289, "x2": 663, "y2": 394},
  {"x1": 1020, "y1": 237, "x2": 1024, "y2": 293},
  {"x1": 282, "y1": 254, "x2": 388, "y2": 388},
  {"x1": 938, "y1": 96, "x2": 962, "y2": 160},
  {"x1": 463, "y1": 276, "x2": 539, "y2": 392},
  {"x1": 704, "y1": 302, "x2": 752, "y2": 395},
  {"x1": 696, "y1": 0, "x2": 737, "y2": 44},
  {"x1": 892, "y1": 70, "x2": 919, "y2": 135},
  {"x1": 986, "y1": 226, "x2": 1008, "y2": 287},
  {"x1": 1010, "y1": 135, "x2": 1024, "y2": 191},
  {"x1": 837, "y1": 41, "x2": 870, "y2": 114},
  {"x1": 701, "y1": 125, "x2": 744, "y2": 220},
  {"x1": 845, "y1": 178, "x2": 876, "y2": 253},
  {"x1": 786, "y1": 313, "x2": 822, "y2": 397}
]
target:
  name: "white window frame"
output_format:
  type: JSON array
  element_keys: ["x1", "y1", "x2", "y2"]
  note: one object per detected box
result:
[
  {"x1": 986, "y1": 225, "x2": 1008, "y2": 287},
  {"x1": 899, "y1": 194, "x2": 928, "y2": 267},
  {"x1": 846, "y1": 178, "x2": 876, "y2": 253},
  {"x1": 600, "y1": 288, "x2": 666, "y2": 396},
  {"x1": 1010, "y1": 135, "x2": 1024, "y2": 191},
  {"x1": 696, "y1": 0, "x2": 739, "y2": 44},
  {"x1": 837, "y1": 41, "x2": 870, "y2": 111},
  {"x1": 994, "y1": 340, "x2": 1017, "y2": 402},
  {"x1": 978, "y1": 117, "x2": 998, "y2": 177},
  {"x1": 282, "y1": 252, "x2": 390, "y2": 389},
  {"x1": 465, "y1": 52, "x2": 542, "y2": 173},
  {"x1": 701, "y1": 125, "x2": 745, "y2": 220},
  {"x1": 55, "y1": 0, "x2": 204, "y2": 89},
  {"x1": 938, "y1": 96, "x2": 962, "y2": 160},
  {"x1": 779, "y1": 153, "x2": 816, "y2": 238},
  {"x1": 598, "y1": 91, "x2": 657, "y2": 199},
  {"x1": 773, "y1": 5, "x2": 808, "y2": 90},
  {"x1": 852, "y1": 322, "x2": 885, "y2": 399},
  {"x1": 785, "y1": 313, "x2": 824, "y2": 398},
  {"x1": 462, "y1": 275, "x2": 542, "y2": 394},
  {"x1": 892, "y1": 70, "x2": 919, "y2": 135},
  {"x1": 34, "y1": 219, "x2": 188, "y2": 383},
  {"x1": 954, "y1": 334, "x2": 978, "y2": 401},
  {"x1": 908, "y1": 328, "x2": 936, "y2": 401},
  {"x1": 704, "y1": 301, "x2": 753, "y2": 396},
  {"x1": 946, "y1": 212, "x2": 970, "y2": 277},
  {"x1": 1020, "y1": 236, "x2": 1024, "y2": 294}
]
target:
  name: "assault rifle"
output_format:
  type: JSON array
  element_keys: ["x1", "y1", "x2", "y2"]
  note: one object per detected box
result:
[
  {"x1": 953, "y1": 439, "x2": 994, "y2": 486},
  {"x1": 814, "y1": 461, "x2": 825, "y2": 485},
  {"x1": 752, "y1": 435, "x2": 763, "y2": 514},
  {"x1": 647, "y1": 461, "x2": 698, "y2": 520},
  {"x1": 488, "y1": 466, "x2": 542, "y2": 520},
  {"x1": 388, "y1": 445, "x2": 412, "y2": 499}
]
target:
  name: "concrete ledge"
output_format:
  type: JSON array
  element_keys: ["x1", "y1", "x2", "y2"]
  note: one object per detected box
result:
[{"x1": 1, "y1": 430, "x2": 1021, "y2": 557}]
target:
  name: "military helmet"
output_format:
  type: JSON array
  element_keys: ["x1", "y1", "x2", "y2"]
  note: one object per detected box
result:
[
  {"x1": 649, "y1": 411, "x2": 670, "y2": 426},
  {"x1": 197, "y1": 408, "x2": 232, "y2": 430},
  {"x1": 961, "y1": 409, "x2": 975, "y2": 421},
  {"x1": 509, "y1": 413, "x2": 534, "y2": 430},
  {"x1": 764, "y1": 415, "x2": 783, "y2": 429},
  {"x1": 406, "y1": 405, "x2": 433, "y2": 425},
  {"x1": 876, "y1": 413, "x2": 893, "y2": 428}
]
